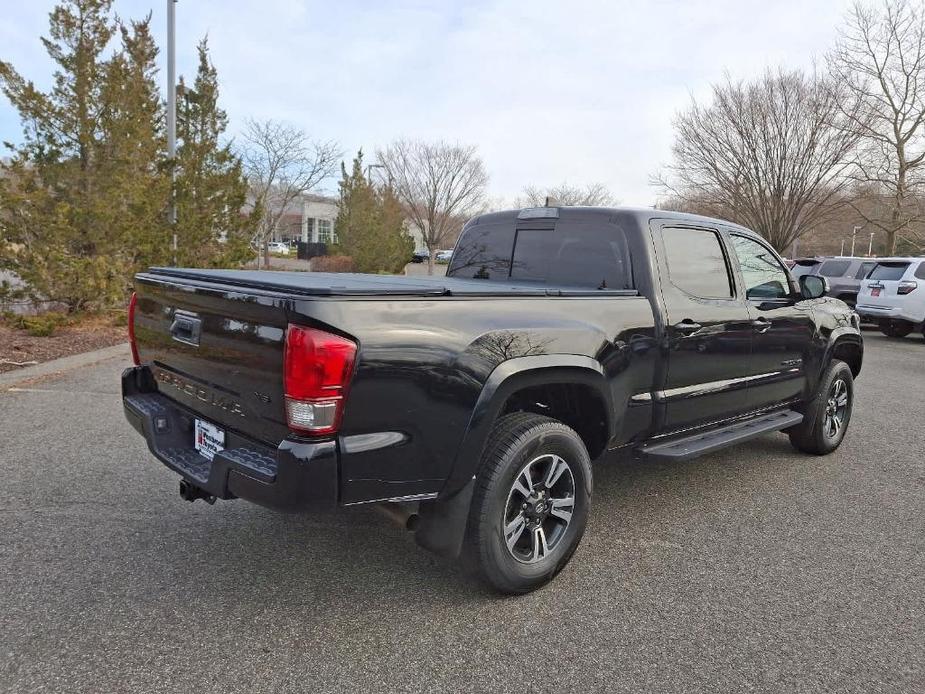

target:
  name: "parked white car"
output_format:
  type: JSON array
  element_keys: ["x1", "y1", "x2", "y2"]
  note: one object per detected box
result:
[
  {"x1": 434, "y1": 249, "x2": 454, "y2": 264},
  {"x1": 855, "y1": 257, "x2": 925, "y2": 338},
  {"x1": 268, "y1": 242, "x2": 291, "y2": 256}
]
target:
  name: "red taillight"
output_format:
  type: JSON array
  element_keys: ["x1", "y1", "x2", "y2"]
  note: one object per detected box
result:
[
  {"x1": 127, "y1": 291, "x2": 140, "y2": 366},
  {"x1": 283, "y1": 324, "x2": 357, "y2": 435},
  {"x1": 898, "y1": 280, "x2": 918, "y2": 295}
]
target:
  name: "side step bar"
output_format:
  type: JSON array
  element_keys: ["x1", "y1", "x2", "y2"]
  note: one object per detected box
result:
[{"x1": 638, "y1": 410, "x2": 803, "y2": 461}]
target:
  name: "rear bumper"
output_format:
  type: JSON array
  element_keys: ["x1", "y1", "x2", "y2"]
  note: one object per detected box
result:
[
  {"x1": 855, "y1": 304, "x2": 922, "y2": 324},
  {"x1": 122, "y1": 366, "x2": 338, "y2": 511}
]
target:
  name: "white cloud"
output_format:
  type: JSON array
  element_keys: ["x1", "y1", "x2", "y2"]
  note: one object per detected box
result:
[{"x1": 1, "y1": 0, "x2": 852, "y2": 205}]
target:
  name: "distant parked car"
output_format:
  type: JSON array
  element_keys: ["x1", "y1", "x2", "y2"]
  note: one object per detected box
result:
[
  {"x1": 434, "y1": 249, "x2": 454, "y2": 264},
  {"x1": 411, "y1": 249, "x2": 429, "y2": 263},
  {"x1": 855, "y1": 257, "x2": 925, "y2": 338},
  {"x1": 268, "y1": 242, "x2": 291, "y2": 256},
  {"x1": 789, "y1": 257, "x2": 878, "y2": 308}
]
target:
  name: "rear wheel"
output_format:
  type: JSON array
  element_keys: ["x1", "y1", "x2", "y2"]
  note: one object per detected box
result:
[
  {"x1": 788, "y1": 359, "x2": 854, "y2": 455},
  {"x1": 878, "y1": 319, "x2": 914, "y2": 338},
  {"x1": 466, "y1": 413, "x2": 592, "y2": 594}
]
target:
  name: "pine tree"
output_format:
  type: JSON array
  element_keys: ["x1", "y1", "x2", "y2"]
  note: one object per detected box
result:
[
  {"x1": 0, "y1": 0, "x2": 126, "y2": 311},
  {"x1": 0, "y1": 3, "x2": 252, "y2": 312},
  {"x1": 173, "y1": 39, "x2": 254, "y2": 267},
  {"x1": 98, "y1": 15, "x2": 171, "y2": 270},
  {"x1": 334, "y1": 151, "x2": 412, "y2": 273}
]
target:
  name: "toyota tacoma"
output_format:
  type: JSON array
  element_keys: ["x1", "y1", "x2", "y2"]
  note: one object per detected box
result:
[{"x1": 123, "y1": 207, "x2": 863, "y2": 593}]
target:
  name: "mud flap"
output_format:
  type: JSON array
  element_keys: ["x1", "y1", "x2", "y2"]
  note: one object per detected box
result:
[{"x1": 414, "y1": 477, "x2": 476, "y2": 558}]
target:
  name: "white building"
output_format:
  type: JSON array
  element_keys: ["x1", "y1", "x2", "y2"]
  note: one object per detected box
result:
[{"x1": 271, "y1": 192, "x2": 428, "y2": 252}]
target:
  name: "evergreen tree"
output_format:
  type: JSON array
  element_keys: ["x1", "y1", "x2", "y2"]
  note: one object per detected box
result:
[
  {"x1": 173, "y1": 39, "x2": 253, "y2": 267},
  {"x1": 334, "y1": 151, "x2": 413, "y2": 273},
  {"x1": 98, "y1": 15, "x2": 171, "y2": 270},
  {"x1": 0, "y1": 0, "x2": 126, "y2": 310}
]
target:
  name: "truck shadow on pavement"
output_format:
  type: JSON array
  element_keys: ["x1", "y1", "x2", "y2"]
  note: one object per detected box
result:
[{"x1": 144, "y1": 432, "x2": 812, "y2": 601}]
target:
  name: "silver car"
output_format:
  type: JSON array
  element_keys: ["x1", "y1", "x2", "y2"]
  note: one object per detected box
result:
[{"x1": 789, "y1": 257, "x2": 877, "y2": 308}]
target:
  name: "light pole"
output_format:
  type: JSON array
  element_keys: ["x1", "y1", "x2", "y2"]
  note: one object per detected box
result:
[
  {"x1": 365, "y1": 163, "x2": 387, "y2": 185},
  {"x1": 850, "y1": 225, "x2": 861, "y2": 256},
  {"x1": 868, "y1": 232, "x2": 875, "y2": 256},
  {"x1": 840, "y1": 239, "x2": 845, "y2": 255},
  {"x1": 167, "y1": 0, "x2": 178, "y2": 263}
]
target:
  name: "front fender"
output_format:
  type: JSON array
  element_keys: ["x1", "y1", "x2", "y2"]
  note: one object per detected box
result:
[{"x1": 824, "y1": 328, "x2": 864, "y2": 376}]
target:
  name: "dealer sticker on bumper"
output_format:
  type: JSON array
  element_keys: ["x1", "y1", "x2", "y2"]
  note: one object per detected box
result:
[{"x1": 194, "y1": 419, "x2": 225, "y2": 461}]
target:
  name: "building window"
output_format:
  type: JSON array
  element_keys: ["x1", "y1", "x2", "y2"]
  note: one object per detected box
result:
[{"x1": 317, "y1": 218, "x2": 334, "y2": 244}]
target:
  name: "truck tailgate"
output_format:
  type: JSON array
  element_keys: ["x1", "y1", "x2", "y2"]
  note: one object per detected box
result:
[{"x1": 133, "y1": 272, "x2": 292, "y2": 446}]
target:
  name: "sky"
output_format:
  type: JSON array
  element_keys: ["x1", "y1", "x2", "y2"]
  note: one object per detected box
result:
[{"x1": 0, "y1": 0, "x2": 854, "y2": 206}]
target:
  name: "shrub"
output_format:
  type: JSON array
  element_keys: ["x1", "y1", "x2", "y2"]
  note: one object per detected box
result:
[
  {"x1": 5, "y1": 311, "x2": 72, "y2": 337},
  {"x1": 312, "y1": 255, "x2": 355, "y2": 273}
]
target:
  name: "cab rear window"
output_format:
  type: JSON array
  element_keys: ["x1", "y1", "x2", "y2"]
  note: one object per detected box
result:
[
  {"x1": 868, "y1": 263, "x2": 910, "y2": 281},
  {"x1": 448, "y1": 221, "x2": 632, "y2": 289},
  {"x1": 445, "y1": 223, "x2": 515, "y2": 280}
]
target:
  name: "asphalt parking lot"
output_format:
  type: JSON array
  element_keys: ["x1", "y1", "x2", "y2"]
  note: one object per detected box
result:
[{"x1": 1, "y1": 333, "x2": 922, "y2": 693}]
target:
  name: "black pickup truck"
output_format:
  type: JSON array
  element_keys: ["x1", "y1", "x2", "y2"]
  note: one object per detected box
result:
[{"x1": 123, "y1": 207, "x2": 863, "y2": 593}]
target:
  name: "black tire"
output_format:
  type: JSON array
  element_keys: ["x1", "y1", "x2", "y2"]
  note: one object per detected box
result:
[
  {"x1": 466, "y1": 413, "x2": 592, "y2": 594},
  {"x1": 878, "y1": 319, "x2": 914, "y2": 338},
  {"x1": 788, "y1": 359, "x2": 854, "y2": 455}
]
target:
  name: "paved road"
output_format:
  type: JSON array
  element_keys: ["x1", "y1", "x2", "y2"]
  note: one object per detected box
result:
[{"x1": 1, "y1": 334, "x2": 922, "y2": 693}]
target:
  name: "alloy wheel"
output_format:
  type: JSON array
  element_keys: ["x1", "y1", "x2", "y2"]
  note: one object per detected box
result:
[
  {"x1": 502, "y1": 454, "x2": 576, "y2": 564},
  {"x1": 823, "y1": 378, "x2": 849, "y2": 439}
]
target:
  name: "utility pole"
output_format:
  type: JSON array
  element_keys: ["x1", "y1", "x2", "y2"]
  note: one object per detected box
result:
[
  {"x1": 167, "y1": 0, "x2": 178, "y2": 264},
  {"x1": 850, "y1": 225, "x2": 860, "y2": 256}
]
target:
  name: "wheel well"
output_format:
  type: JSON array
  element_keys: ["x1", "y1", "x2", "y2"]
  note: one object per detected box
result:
[
  {"x1": 500, "y1": 382, "x2": 608, "y2": 459},
  {"x1": 832, "y1": 340, "x2": 862, "y2": 377}
]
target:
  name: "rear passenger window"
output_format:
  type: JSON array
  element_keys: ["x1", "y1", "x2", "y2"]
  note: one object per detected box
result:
[
  {"x1": 819, "y1": 260, "x2": 851, "y2": 277},
  {"x1": 915, "y1": 263, "x2": 925, "y2": 280},
  {"x1": 510, "y1": 223, "x2": 631, "y2": 289},
  {"x1": 662, "y1": 227, "x2": 733, "y2": 299},
  {"x1": 856, "y1": 262, "x2": 876, "y2": 279}
]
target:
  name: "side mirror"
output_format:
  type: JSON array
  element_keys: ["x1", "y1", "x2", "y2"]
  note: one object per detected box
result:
[{"x1": 800, "y1": 274, "x2": 828, "y2": 299}]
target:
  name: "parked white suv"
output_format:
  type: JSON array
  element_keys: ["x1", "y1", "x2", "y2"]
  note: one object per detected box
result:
[{"x1": 855, "y1": 257, "x2": 925, "y2": 338}]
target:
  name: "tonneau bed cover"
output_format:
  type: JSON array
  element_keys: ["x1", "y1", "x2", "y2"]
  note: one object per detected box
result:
[{"x1": 141, "y1": 267, "x2": 638, "y2": 298}]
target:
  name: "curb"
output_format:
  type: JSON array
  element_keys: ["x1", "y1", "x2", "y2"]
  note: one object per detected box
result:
[{"x1": 0, "y1": 343, "x2": 131, "y2": 389}]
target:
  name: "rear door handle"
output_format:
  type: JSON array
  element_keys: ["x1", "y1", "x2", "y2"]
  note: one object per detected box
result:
[
  {"x1": 751, "y1": 318, "x2": 772, "y2": 333},
  {"x1": 673, "y1": 320, "x2": 702, "y2": 335}
]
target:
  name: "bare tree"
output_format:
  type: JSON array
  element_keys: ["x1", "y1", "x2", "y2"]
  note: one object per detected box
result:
[
  {"x1": 653, "y1": 69, "x2": 862, "y2": 253},
  {"x1": 377, "y1": 140, "x2": 488, "y2": 275},
  {"x1": 830, "y1": 0, "x2": 925, "y2": 254},
  {"x1": 239, "y1": 118, "x2": 339, "y2": 268},
  {"x1": 517, "y1": 182, "x2": 616, "y2": 208}
]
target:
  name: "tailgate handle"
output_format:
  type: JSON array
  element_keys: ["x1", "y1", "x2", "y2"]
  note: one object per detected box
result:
[{"x1": 170, "y1": 311, "x2": 202, "y2": 346}]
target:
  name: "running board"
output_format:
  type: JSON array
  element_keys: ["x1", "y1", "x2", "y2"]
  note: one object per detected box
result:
[{"x1": 638, "y1": 410, "x2": 803, "y2": 461}]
